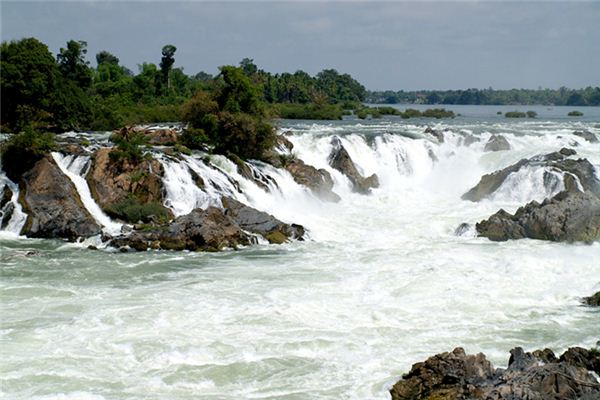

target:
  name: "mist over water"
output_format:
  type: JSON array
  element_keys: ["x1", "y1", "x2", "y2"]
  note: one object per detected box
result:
[{"x1": 1, "y1": 105, "x2": 599, "y2": 399}]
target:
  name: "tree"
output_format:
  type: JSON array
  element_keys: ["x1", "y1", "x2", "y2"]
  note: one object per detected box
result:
[
  {"x1": 0, "y1": 38, "x2": 59, "y2": 131},
  {"x1": 159, "y1": 44, "x2": 176, "y2": 94},
  {"x1": 96, "y1": 50, "x2": 119, "y2": 66},
  {"x1": 217, "y1": 66, "x2": 264, "y2": 115},
  {"x1": 240, "y1": 58, "x2": 258, "y2": 77},
  {"x1": 57, "y1": 40, "x2": 92, "y2": 88}
]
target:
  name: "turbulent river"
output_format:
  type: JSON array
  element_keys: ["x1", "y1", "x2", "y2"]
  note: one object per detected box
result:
[{"x1": 1, "y1": 105, "x2": 599, "y2": 399}]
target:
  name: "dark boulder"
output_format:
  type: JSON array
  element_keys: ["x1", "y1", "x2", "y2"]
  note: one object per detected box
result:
[
  {"x1": 582, "y1": 291, "x2": 600, "y2": 307},
  {"x1": 573, "y1": 130, "x2": 598, "y2": 143},
  {"x1": 109, "y1": 207, "x2": 251, "y2": 252},
  {"x1": 328, "y1": 136, "x2": 379, "y2": 194},
  {"x1": 19, "y1": 156, "x2": 101, "y2": 240},
  {"x1": 284, "y1": 158, "x2": 341, "y2": 202},
  {"x1": 222, "y1": 197, "x2": 304, "y2": 243},
  {"x1": 390, "y1": 346, "x2": 600, "y2": 400},
  {"x1": 425, "y1": 127, "x2": 444, "y2": 143},
  {"x1": 476, "y1": 190, "x2": 600, "y2": 242},
  {"x1": 484, "y1": 134, "x2": 511, "y2": 152},
  {"x1": 228, "y1": 153, "x2": 275, "y2": 192},
  {"x1": 462, "y1": 149, "x2": 600, "y2": 202}
]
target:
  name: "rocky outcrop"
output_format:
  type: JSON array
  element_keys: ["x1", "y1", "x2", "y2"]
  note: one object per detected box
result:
[
  {"x1": 0, "y1": 186, "x2": 15, "y2": 229},
  {"x1": 476, "y1": 190, "x2": 600, "y2": 242},
  {"x1": 583, "y1": 291, "x2": 600, "y2": 306},
  {"x1": 284, "y1": 158, "x2": 341, "y2": 202},
  {"x1": 114, "y1": 126, "x2": 178, "y2": 146},
  {"x1": 108, "y1": 198, "x2": 305, "y2": 251},
  {"x1": 86, "y1": 148, "x2": 171, "y2": 216},
  {"x1": 425, "y1": 127, "x2": 444, "y2": 143},
  {"x1": 328, "y1": 137, "x2": 379, "y2": 194},
  {"x1": 109, "y1": 207, "x2": 251, "y2": 251},
  {"x1": 390, "y1": 346, "x2": 600, "y2": 400},
  {"x1": 19, "y1": 156, "x2": 101, "y2": 240},
  {"x1": 228, "y1": 153, "x2": 274, "y2": 192},
  {"x1": 222, "y1": 197, "x2": 304, "y2": 243},
  {"x1": 573, "y1": 130, "x2": 599, "y2": 143},
  {"x1": 462, "y1": 149, "x2": 600, "y2": 201},
  {"x1": 484, "y1": 134, "x2": 511, "y2": 152}
]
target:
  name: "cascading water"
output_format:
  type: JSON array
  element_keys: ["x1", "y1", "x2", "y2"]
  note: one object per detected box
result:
[
  {"x1": 1, "y1": 109, "x2": 599, "y2": 400},
  {"x1": 0, "y1": 171, "x2": 27, "y2": 236},
  {"x1": 52, "y1": 152, "x2": 122, "y2": 235}
]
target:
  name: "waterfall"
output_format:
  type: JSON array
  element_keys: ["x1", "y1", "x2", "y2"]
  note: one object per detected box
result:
[
  {"x1": 0, "y1": 171, "x2": 27, "y2": 236},
  {"x1": 51, "y1": 152, "x2": 122, "y2": 235}
]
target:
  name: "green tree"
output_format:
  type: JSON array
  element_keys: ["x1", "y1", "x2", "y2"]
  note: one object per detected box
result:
[
  {"x1": 0, "y1": 38, "x2": 59, "y2": 132},
  {"x1": 159, "y1": 44, "x2": 177, "y2": 94},
  {"x1": 96, "y1": 50, "x2": 119, "y2": 66},
  {"x1": 57, "y1": 40, "x2": 92, "y2": 88}
]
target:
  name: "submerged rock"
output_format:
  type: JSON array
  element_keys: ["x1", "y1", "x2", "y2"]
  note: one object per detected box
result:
[
  {"x1": 221, "y1": 197, "x2": 304, "y2": 243},
  {"x1": 425, "y1": 127, "x2": 444, "y2": 143},
  {"x1": 573, "y1": 130, "x2": 599, "y2": 143},
  {"x1": 476, "y1": 190, "x2": 600, "y2": 242},
  {"x1": 390, "y1": 346, "x2": 600, "y2": 400},
  {"x1": 484, "y1": 134, "x2": 511, "y2": 152},
  {"x1": 19, "y1": 156, "x2": 101, "y2": 240},
  {"x1": 284, "y1": 158, "x2": 341, "y2": 202},
  {"x1": 328, "y1": 136, "x2": 379, "y2": 194},
  {"x1": 462, "y1": 149, "x2": 600, "y2": 202}
]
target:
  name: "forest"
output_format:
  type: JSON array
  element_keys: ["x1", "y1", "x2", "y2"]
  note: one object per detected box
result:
[{"x1": 367, "y1": 87, "x2": 600, "y2": 106}]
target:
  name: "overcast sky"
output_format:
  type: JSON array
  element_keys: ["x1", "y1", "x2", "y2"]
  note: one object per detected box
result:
[{"x1": 2, "y1": 1, "x2": 599, "y2": 91}]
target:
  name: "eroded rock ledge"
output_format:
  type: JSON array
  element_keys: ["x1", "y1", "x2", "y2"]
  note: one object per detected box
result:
[{"x1": 390, "y1": 346, "x2": 600, "y2": 400}]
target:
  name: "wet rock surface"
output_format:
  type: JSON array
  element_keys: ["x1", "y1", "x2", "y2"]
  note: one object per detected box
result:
[
  {"x1": 390, "y1": 346, "x2": 600, "y2": 400},
  {"x1": 582, "y1": 291, "x2": 600, "y2": 306},
  {"x1": 475, "y1": 190, "x2": 600, "y2": 242},
  {"x1": 328, "y1": 136, "x2": 379, "y2": 194},
  {"x1": 19, "y1": 156, "x2": 101, "y2": 240},
  {"x1": 484, "y1": 134, "x2": 511, "y2": 152},
  {"x1": 573, "y1": 130, "x2": 598, "y2": 143},
  {"x1": 86, "y1": 147, "x2": 171, "y2": 215},
  {"x1": 114, "y1": 125, "x2": 179, "y2": 146},
  {"x1": 284, "y1": 158, "x2": 341, "y2": 202},
  {"x1": 222, "y1": 197, "x2": 304, "y2": 243},
  {"x1": 109, "y1": 207, "x2": 251, "y2": 252},
  {"x1": 462, "y1": 149, "x2": 600, "y2": 201}
]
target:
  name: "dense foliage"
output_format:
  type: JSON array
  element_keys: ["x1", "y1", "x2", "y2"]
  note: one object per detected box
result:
[
  {"x1": 367, "y1": 87, "x2": 600, "y2": 106},
  {"x1": 181, "y1": 66, "x2": 276, "y2": 160},
  {"x1": 0, "y1": 126, "x2": 56, "y2": 181}
]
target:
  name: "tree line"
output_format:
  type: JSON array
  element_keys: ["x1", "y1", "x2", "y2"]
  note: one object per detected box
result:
[
  {"x1": 367, "y1": 87, "x2": 600, "y2": 106},
  {"x1": 0, "y1": 37, "x2": 367, "y2": 133}
]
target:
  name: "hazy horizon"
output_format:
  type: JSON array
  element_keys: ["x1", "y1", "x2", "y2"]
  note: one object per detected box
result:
[{"x1": 2, "y1": 1, "x2": 599, "y2": 91}]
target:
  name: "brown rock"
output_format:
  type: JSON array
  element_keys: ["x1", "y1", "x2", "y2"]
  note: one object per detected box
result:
[
  {"x1": 19, "y1": 156, "x2": 101, "y2": 240},
  {"x1": 328, "y1": 136, "x2": 379, "y2": 194},
  {"x1": 284, "y1": 158, "x2": 341, "y2": 202}
]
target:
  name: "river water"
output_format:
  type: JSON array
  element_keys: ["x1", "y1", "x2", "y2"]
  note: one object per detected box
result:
[{"x1": 1, "y1": 105, "x2": 599, "y2": 399}]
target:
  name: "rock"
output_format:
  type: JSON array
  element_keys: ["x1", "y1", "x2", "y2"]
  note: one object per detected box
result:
[
  {"x1": 328, "y1": 136, "x2": 379, "y2": 194},
  {"x1": 284, "y1": 158, "x2": 341, "y2": 202},
  {"x1": 109, "y1": 207, "x2": 251, "y2": 252},
  {"x1": 454, "y1": 222, "x2": 473, "y2": 236},
  {"x1": 276, "y1": 134, "x2": 294, "y2": 152},
  {"x1": 425, "y1": 127, "x2": 444, "y2": 143},
  {"x1": 228, "y1": 153, "x2": 274, "y2": 192},
  {"x1": 86, "y1": 148, "x2": 172, "y2": 218},
  {"x1": 114, "y1": 126, "x2": 178, "y2": 146},
  {"x1": 573, "y1": 130, "x2": 599, "y2": 143},
  {"x1": 462, "y1": 149, "x2": 600, "y2": 202},
  {"x1": 582, "y1": 291, "x2": 600, "y2": 306},
  {"x1": 476, "y1": 190, "x2": 600, "y2": 242},
  {"x1": 390, "y1": 347, "x2": 495, "y2": 400},
  {"x1": 463, "y1": 134, "x2": 480, "y2": 147},
  {"x1": 390, "y1": 346, "x2": 600, "y2": 400},
  {"x1": 221, "y1": 197, "x2": 304, "y2": 243},
  {"x1": 484, "y1": 134, "x2": 511, "y2": 152},
  {"x1": 19, "y1": 156, "x2": 101, "y2": 240},
  {"x1": 0, "y1": 186, "x2": 15, "y2": 229}
]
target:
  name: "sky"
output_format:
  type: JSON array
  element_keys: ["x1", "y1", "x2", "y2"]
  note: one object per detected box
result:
[{"x1": 2, "y1": 1, "x2": 599, "y2": 91}]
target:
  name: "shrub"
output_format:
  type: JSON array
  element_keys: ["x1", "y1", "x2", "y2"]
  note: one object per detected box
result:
[
  {"x1": 180, "y1": 127, "x2": 209, "y2": 150},
  {"x1": 273, "y1": 103, "x2": 343, "y2": 120},
  {"x1": 505, "y1": 111, "x2": 526, "y2": 118},
  {"x1": 376, "y1": 106, "x2": 402, "y2": 116},
  {"x1": 109, "y1": 130, "x2": 148, "y2": 162},
  {"x1": 421, "y1": 108, "x2": 455, "y2": 118},
  {"x1": 568, "y1": 110, "x2": 584, "y2": 117},
  {"x1": 214, "y1": 111, "x2": 276, "y2": 160},
  {"x1": 0, "y1": 126, "x2": 56, "y2": 181},
  {"x1": 402, "y1": 108, "x2": 422, "y2": 118},
  {"x1": 526, "y1": 110, "x2": 537, "y2": 118},
  {"x1": 104, "y1": 197, "x2": 170, "y2": 223}
]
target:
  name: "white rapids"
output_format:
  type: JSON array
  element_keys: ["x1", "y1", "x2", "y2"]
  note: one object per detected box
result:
[{"x1": 1, "y1": 107, "x2": 599, "y2": 400}]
